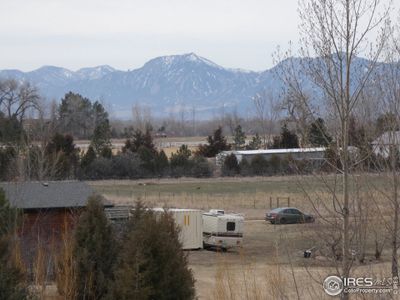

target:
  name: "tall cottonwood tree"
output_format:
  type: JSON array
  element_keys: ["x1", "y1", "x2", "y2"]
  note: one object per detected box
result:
[
  {"x1": 58, "y1": 92, "x2": 111, "y2": 140},
  {"x1": 368, "y1": 35, "x2": 400, "y2": 279},
  {"x1": 277, "y1": 0, "x2": 391, "y2": 287},
  {"x1": 252, "y1": 90, "x2": 279, "y2": 146},
  {"x1": 0, "y1": 79, "x2": 40, "y2": 123}
]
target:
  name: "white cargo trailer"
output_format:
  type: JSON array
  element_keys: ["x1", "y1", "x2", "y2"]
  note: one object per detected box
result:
[
  {"x1": 202, "y1": 210, "x2": 244, "y2": 250},
  {"x1": 153, "y1": 208, "x2": 203, "y2": 250}
]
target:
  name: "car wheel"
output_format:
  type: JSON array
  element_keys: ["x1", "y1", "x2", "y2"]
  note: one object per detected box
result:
[{"x1": 279, "y1": 218, "x2": 286, "y2": 224}]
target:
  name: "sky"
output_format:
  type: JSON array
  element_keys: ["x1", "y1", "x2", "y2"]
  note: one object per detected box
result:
[
  {"x1": 0, "y1": 0, "x2": 398, "y2": 72},
  {"x1": 0, "y1": 0, "x2": 300, "y2": 72}
]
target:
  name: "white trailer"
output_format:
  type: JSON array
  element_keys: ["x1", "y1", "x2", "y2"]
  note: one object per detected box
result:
[
  {"x1": 153, "y1": 208, "x2": 203, "y2": 250},
  {"x1": 202, "y1": 210, "x2": 244, "y2": 251}
]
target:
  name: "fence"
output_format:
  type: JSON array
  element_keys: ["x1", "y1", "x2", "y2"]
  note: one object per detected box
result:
[{"x1": 99, "y1": 187, "x2": 295, "y2": 211}]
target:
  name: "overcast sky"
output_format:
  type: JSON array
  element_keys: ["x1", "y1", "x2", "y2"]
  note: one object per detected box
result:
[{"x1": 0, "y1": 0, "x2": 397, "y2": 72}]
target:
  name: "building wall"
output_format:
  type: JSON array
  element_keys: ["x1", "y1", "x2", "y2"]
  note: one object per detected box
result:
[{"x1": 19, "y1": 208, "x2": 83, "y2": 277}]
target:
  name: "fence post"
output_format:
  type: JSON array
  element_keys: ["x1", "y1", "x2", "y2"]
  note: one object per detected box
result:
[
  {"x1": 277, "y1": 197, "x2": 280, "y2": 208},
  {"x1": 269, "y1": 197, "x2": 272, "y2": 209},
  {"x1": 253, "y1": 198, "x2": 256, "y2": 209},
  {"x1": 288, "y1": 197, "x2": 290, "y2": 207}
]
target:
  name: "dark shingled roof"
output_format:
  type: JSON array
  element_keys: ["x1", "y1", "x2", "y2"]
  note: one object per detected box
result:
[{"x1": 0, "y1": 181, "x2": 100, "y2": 210}]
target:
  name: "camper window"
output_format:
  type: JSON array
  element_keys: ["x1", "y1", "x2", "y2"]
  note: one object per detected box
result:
[{"x1": 227, "y1": 222, "x2": 235, "y2": 231}]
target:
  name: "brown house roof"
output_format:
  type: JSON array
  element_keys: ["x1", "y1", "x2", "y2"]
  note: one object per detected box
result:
[{"x1": 0, "y1": 181, "x2": 108, "y2": 210}]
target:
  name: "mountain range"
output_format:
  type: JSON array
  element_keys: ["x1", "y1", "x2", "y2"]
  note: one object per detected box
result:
[{"x1": 0, "y1": 53, "x2": 372, "y2": 119}]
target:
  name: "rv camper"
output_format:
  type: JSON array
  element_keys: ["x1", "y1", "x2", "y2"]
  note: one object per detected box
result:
[
  {"x1": 202, "y1": 209, "x2": 244, "y2": 251},
  {"x1": 153, "y1": 208, "x2": 203, "y2": 250}
]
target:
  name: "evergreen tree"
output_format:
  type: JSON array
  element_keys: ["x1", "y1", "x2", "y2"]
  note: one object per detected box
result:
[
  {"x1": 170, "y1": 145, "x2": 192, "y2": 175},
  {"x1": 58, "y1": 92, "x2": 94, "y2": 138},
  {"x1": 155, "y1": 150, "x2": 169, "y2": 175},
  {"x1": 91, "y1": 122, "x2": 112, "y2": 158},
  {"x1": 308, "y1": 118, "x2": 332, "y2": 146},
  {"x1": 171, "y1": 144, "x2": 191, "y2": 165},
  {"x1": 0, "y1": 188, "x2": 29, "y2": 300},
  {"x1": 0, "y1": 114, "x2": 25, "y2": 144},
  {"x1": 376, "y1": 112, "x2": 399, "y2": 136},
  {"x1": 112, "y1": 203, "x2": 195, "y2": 300},
  {"x1": 123, "y1": 129, "x2": 156, "y2": 154},
  {"x1": 74, "y1": 195, "x2": 116, "y2": 300},
  {"x1": 246, "y1": 133, "x2": 262, "y2": 150},
  {"x1": 197, "y1": 127, "x2": 230, "y2": 157},
  {"x1": 137, "y1": 146, "x2": 157, "y2": 174},
  {"x1": 81, "y1": 145, "x2": 97, "y2": 169},
  {"x1": 233, "y1": 125, "x2": 246, "y2": 150},
  {"x1": 272, "y1": 124, "x2": 299, "y2": 149},
  {"x1": 0, "y1": 147, "x2": 16, "y2": 180},
  {"x1": 45, "y1": 133, "x2": 80, "y2": 179}
]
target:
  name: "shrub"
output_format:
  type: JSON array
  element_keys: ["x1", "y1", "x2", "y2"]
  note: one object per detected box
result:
[
  {"x1": 189, "y1": 156, "x2": 213, "y2": 178},
  {"x1": 250, "y1": 155, "x2": 269, "y2": 175},
  {"x1": 238, "y1": 159, "x2": 252, "y2": 176},
  {"x1": 83, "y1": 157, "x2": 113, "y2": 179},
  {"x1": 268, "y1": 154, "x2": 282, "y2": 175},
  {"x1": 112, "y1": 153, "x2": 143, "y2": 178},
  {"x1": 222, "y1": 153, "x2": 240, "y2": 176}
]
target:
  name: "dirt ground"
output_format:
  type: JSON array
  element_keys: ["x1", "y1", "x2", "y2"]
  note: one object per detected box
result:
[
  {"x1": 188, "y1": 218, "x2": 393, "y2": 299},
  {"x1": 188, "y1": 219, "x2": 316, "y2": 299}
]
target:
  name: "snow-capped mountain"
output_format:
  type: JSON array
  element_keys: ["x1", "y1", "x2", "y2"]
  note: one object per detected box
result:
[
  {"x1": 76, "y1": 65, "x2": 116, "y2": 80},
  {"x1": 0, "y1": 53, "x2": 377, "y2": 119}
]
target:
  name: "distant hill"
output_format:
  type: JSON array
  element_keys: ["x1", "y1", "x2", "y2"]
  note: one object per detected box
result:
[{"x1": 0, "y1": 53, "x2": 378, "y2": 119}]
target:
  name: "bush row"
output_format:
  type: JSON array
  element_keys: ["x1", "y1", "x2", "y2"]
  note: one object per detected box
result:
[{"x1": 221, "y1": 153, "x2": 317, "y2": 176}]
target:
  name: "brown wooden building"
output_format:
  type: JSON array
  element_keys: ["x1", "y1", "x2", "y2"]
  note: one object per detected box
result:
[{"x1": 0, "y1": 181, "x2": 111, "y2": 274}]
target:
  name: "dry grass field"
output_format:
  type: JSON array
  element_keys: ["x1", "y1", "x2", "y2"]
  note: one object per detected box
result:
[{"x1": 89, "y1": 175, "x2": 396, "y2": 299}]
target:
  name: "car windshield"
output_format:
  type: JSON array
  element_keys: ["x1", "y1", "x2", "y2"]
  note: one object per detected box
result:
[{"x1": 270, "y1": 208, "x2": 284, "y2": 213}]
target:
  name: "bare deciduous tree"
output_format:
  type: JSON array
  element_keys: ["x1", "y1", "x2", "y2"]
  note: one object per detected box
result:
[
  {"x1": 252, "y1": 90, "x2": 279, "y2": 147},
  {"x1": 277, "y1": 0, "x2": 391, "y2": 287},
  {"x1": 132, "y1": 103, "x2": 153, "y2": 132},
  {"x1": 0, "y1": 79, "x2": 40, "y2": 122}
]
